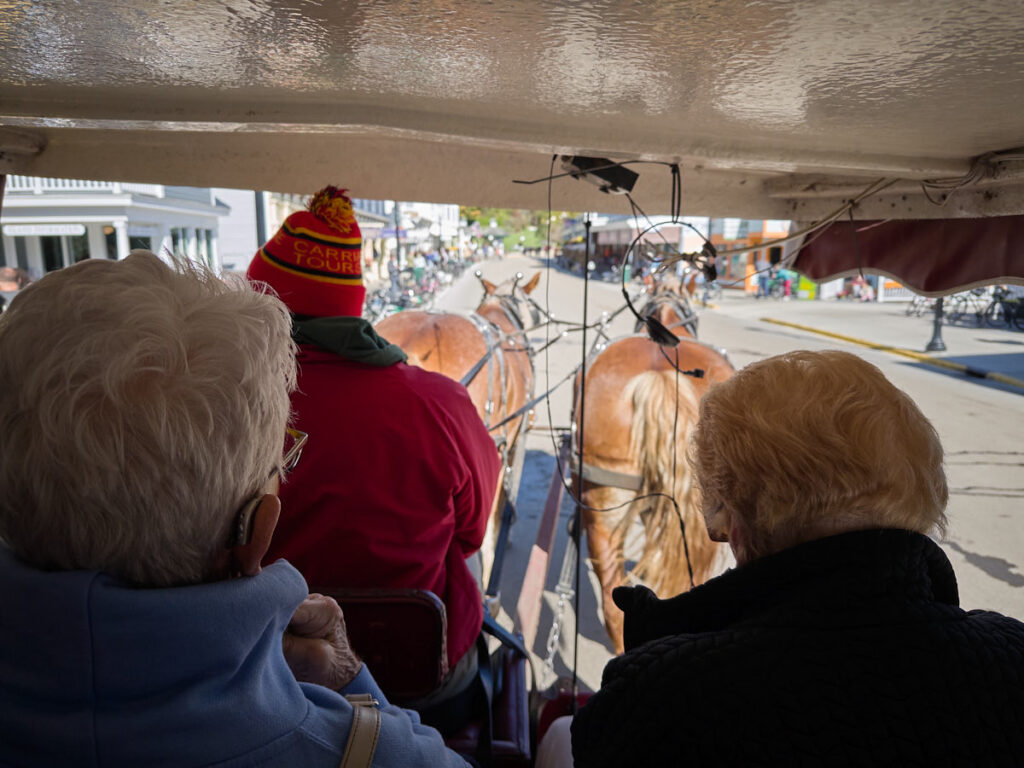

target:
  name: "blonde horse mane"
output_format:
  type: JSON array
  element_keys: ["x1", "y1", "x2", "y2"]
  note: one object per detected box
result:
[{"x1": 617, "y1": 368, "x2": 720, "y2": 597}]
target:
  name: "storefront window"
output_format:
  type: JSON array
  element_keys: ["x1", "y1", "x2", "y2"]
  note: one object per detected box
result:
[
  {"x1": 14, "y1": 237, "x2": 28, "y2": 270},
  {"x1": 730, "y1": 252, "x2": 746, "y2": 280},
  {"x1": 68, "y1": 234, "x2": 90, "y2": 263},
  {"x1": 104, "y1": 226, "x2": 118, "y2": 259},
  {"x1": 41, "y1": 237, "x2": 64, "y2": 272}
]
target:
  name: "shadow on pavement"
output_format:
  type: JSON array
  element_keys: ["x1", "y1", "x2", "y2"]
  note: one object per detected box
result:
[
  {"x1": 497, "y1": 447, "x2": 612, "y2": 693},
  {"x1": 898, "y1": 356, "x2": 1024, "y2": 396}
]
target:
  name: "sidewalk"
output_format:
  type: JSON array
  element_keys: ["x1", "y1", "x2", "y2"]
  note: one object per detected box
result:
[{"x1": 708, "y1": 290, "x2": 1024, "y2": 389}]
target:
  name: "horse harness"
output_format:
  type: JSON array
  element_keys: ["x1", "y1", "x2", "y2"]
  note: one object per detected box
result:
[
  {"x1": 637, "y1": 292, "x2": 699, "y2": 338},
  {"x1": 461, "y1": 312, "x2": 505, "y2": 431},
  {"x1": 459, "y1": 295, "x2": 535, "y2": 436}
]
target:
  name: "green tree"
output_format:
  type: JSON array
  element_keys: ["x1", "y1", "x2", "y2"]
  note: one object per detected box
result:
[{"x1": 460, "y1": 207, "x2": 577, "y2": 251}]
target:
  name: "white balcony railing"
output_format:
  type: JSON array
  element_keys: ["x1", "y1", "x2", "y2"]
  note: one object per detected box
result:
[{"x1": 6, "y1": 176, "x2": 164, "y2": 198}]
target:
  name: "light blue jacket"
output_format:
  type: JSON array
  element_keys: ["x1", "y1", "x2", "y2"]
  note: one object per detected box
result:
[{"x1": 0, "y1": 547, "x2": 470, "y2": 767}]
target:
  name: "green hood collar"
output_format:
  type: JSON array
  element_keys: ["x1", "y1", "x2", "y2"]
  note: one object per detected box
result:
[{"x1": 292, "y1": 316, "x2": 407, "y2": 367}]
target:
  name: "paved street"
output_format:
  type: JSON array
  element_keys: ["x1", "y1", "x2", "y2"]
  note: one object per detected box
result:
[{"x1": 433, "y1": 255, "x2": 1024, "y2": 694}]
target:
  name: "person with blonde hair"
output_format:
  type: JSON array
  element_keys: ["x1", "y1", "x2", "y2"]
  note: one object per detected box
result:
[
  {"x1": 0, "y1": 252, "x2": 471, "y2": 767},
  {"x1": 573, "y1": 350, "x2": 1024, "y2": 767}
]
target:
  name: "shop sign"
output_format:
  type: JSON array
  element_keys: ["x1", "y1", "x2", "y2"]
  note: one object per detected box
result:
[{"x1": 3, "y1": 224, "x2": 87, "y2": 236}]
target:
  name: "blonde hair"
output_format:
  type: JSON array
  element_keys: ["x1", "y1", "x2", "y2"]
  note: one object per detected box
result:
[
  {"x1": 0, "y1": 251, "x2": 296, "y2": 586},
  {"x1": 692, "y1": 350, "x2": 947, "y2": 559}
]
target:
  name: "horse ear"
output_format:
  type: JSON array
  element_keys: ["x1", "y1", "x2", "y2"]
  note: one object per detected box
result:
[
  {"x1": 482, "y1": 278, "x2": 498, "y2": 295},
  {"x1": 522, "y1": 272, "x2": 541, "y2": 295}
]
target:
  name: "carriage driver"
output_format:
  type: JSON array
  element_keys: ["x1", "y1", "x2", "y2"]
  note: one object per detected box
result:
[
  {"x1": 246, "y1": 186, "x2": 501, "y2": 718},
  {"x1": 0, "y1": 252, "x2": 473, "y2": 767},
  {"x1": 572, "y1": 350, "x2": 1024, "y2": 767}
]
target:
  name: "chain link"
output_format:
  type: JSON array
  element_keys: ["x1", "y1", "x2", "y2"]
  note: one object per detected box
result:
[{"x1": 543, "y1": 585, "x2": 575, "y2": 675}]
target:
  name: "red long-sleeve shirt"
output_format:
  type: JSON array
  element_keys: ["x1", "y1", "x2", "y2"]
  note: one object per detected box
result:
[{"x1": 268, "y1": 346, "x2": 500, "y2": 669}]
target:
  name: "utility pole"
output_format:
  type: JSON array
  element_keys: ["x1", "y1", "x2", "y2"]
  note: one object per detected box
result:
[
  {"x1": 393, "y1": 200, "x2": 402, "y2": 266},
  {"x1": 254, "y1": 191, "x2": 267, "y2": 246}
]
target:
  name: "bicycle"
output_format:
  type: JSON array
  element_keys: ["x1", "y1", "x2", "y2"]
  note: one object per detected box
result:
[
  {"x1": 982, "y1": 287, "x2": 1024, "y2": 330},
  {"x1": 945, "y1": 289, "x2": 988, "y2": 327},
  {"x1": 905, "y1": 295, "x2": 935, "y2": 317}
]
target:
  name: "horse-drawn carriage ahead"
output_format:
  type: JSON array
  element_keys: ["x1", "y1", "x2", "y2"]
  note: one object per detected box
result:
[{"x1": 3, "y1": 1, "x2": 1024, "y2": 765}]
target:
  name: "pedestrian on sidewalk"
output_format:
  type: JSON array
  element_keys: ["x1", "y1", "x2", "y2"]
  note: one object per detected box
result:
[
  {"x1": 387, "y1": 255, "x2": 400, "y2": 293},
  {"x1": 755, "y1": 253, "x2": 770, "y2": 298}
]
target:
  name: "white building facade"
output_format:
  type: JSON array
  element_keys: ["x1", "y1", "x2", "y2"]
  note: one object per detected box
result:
[{"x1": 1, "y1": 177, "x2": 229, "y2": 277}]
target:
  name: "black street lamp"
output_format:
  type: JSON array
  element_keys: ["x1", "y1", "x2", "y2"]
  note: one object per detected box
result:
[{"x1": 925, "y1": 296, "x2": 947, "y2": 352}]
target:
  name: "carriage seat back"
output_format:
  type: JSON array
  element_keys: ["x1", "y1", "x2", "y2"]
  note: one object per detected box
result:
[
  {"x1": 446, "y1": 640, "x2": 531, "y2": 768},
  {"x1": 318, "y1": 587, "x2": 531, "y2": 767},
  {"x1": 319, "y1": 587, "x2": 449, "y2": 702}
]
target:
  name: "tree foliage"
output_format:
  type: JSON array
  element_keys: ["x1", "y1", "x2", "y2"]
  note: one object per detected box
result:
[{"x1": 460, "y1": 207, "x2": 578, "y2": 250}]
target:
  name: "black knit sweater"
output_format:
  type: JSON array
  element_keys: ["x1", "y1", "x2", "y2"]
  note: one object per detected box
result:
[{"x1": 572, "y1": 529, "x2": 1024, "y2": 767}]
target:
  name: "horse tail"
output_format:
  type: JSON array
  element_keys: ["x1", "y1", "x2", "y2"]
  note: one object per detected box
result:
[{"x1": 619, "y1": 369, "x2": 720, "y2": 597}]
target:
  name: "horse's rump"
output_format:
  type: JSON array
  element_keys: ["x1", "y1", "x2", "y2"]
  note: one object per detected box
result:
[
  {"x1": 376, "y1": 310, "x2": 493, "y2": 422},
  {"x1": 578, "y1": 335, "x2": 732, "y2": 602},
  {"x1": 621, "y1": 368, "x2": 720, "y2": 597},
  {"x1": 375, "y1": 306, "x2": 534, "y2": 587}
]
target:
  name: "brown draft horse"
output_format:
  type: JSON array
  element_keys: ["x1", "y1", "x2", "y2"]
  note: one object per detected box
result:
[
  {"x1": 574, "y1": 280, "x2": 734, "y2": 653},
  {"x1": 375, "y1": 272, "x2": 540, "y2": 585}
]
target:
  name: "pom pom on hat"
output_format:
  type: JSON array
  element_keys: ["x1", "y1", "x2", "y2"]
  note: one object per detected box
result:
[{"x1": 247, "y1": 186, "x2": 365, "y2": 317}]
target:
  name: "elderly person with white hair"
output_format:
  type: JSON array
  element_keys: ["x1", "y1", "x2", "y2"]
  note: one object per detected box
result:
[
  {"x1": 572, "y1": 350, "x2": 1024, "y2": 767},
  {"x1": 0, "y1": 252, "x2": 471, "y2": 767}
]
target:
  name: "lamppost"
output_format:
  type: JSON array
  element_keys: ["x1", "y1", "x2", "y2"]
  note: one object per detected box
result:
[{"x1": 925, "y1": 297, "x2": 947, "y2": 352}]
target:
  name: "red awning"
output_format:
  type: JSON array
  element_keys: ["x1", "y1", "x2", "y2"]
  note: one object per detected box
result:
[{"x1": 789, "y1": 215, "x2": 1024, "y2": 296}]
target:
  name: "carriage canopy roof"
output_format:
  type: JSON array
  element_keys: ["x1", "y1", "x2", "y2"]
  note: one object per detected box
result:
[{"x1": 2, "y1": 0, "x2": 1024, "y2": 288}]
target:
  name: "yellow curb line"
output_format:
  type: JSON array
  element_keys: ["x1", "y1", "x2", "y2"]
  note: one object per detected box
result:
[{"x1": 760, "y1": 317, "x2": 1024, "y2": 392}]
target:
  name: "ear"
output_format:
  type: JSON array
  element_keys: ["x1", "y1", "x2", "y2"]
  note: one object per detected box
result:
[
  {"x1": 703, "y1": 504, "x2": 730, "y2": 543},
  {"x1": 482, "y1": 279, "x2": 498, "y2": 295},
  {"x1": 727, "y1": 517, "x2": 752, "y2": 567},
  {"x1": 232, "y1": 494, "x2": 281, "y2": 577},
  {"x1": 522, "y1": 272, "x2": 541, "y2": 295}
]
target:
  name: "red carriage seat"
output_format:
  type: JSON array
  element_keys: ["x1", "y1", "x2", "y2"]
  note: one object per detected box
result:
[
  {"x1": 326, "y1": 588, "x2": 449, "y2": 700},
  {"x1": 319, "y1": 587, "x2": 531, "y2": 768}
]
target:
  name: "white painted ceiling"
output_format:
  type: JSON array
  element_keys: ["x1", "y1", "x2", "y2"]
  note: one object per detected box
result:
[{"x1": 1, "y1": 0, "x2": 1023, "y2": 219}]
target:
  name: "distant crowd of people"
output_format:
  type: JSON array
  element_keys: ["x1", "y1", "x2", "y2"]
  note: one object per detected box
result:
[{"x1": 2, "y1": 185, "x2": 1023, "y2": 767}]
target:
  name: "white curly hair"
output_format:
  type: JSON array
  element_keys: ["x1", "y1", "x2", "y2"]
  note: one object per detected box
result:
[
  {"x1": 0, "y1": 251, "x2": 296, "y2": 586},
  {"x1": 692, "y1": 350, "x2": 948, "y2": 561}
]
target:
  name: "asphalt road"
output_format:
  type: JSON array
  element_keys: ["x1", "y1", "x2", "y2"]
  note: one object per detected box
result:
[{"x1": 433, "y1": 255, "x2": 1024, "y2": 694}]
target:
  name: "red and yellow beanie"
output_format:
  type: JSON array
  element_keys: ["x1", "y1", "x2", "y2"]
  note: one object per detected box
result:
[{"x1": 247, "y1": 186, "x2": 364, "y2": 317}]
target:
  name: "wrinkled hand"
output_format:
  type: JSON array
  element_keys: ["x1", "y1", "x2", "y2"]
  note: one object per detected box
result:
[{"x1": 282, "y1": 593, "x2": 361, "y2": 690}]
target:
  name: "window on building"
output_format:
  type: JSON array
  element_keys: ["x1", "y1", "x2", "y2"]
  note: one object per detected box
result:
[
  {"x1": 129, "y1": 236, "x2": 152, "y2": 252},
  {"x1": 67, "y1": 234, "x2": 90, "y2": 263},
  {"x1": 171, "y1": 228, "x2": 183, "y2": 256},
  {"x1": 205, "y1": 230, "x2": 214, "y2": 267},
  {"x1": 196, "y1": 228, "x2": 208, "y2": 264},
  {"x1": 40, "y1": 237, "x2": 64, "y2": 272},
  {"x1": 730, "y1": 252, "x2": 747, "y2": 280},
  {"x1": 14, "y1": 237, "x2": 28, "y2": 270},
  {"x1": 0, "y1": 235, "x2": 5, "y2": 267},
  {"x1": 104, "y1": 226, "x2": 118, "y2": 259}
]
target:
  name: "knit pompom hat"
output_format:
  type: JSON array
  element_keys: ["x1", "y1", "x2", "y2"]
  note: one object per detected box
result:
[{"x1": 247, "y1": 186, "x2": 364, "y2": 317}]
